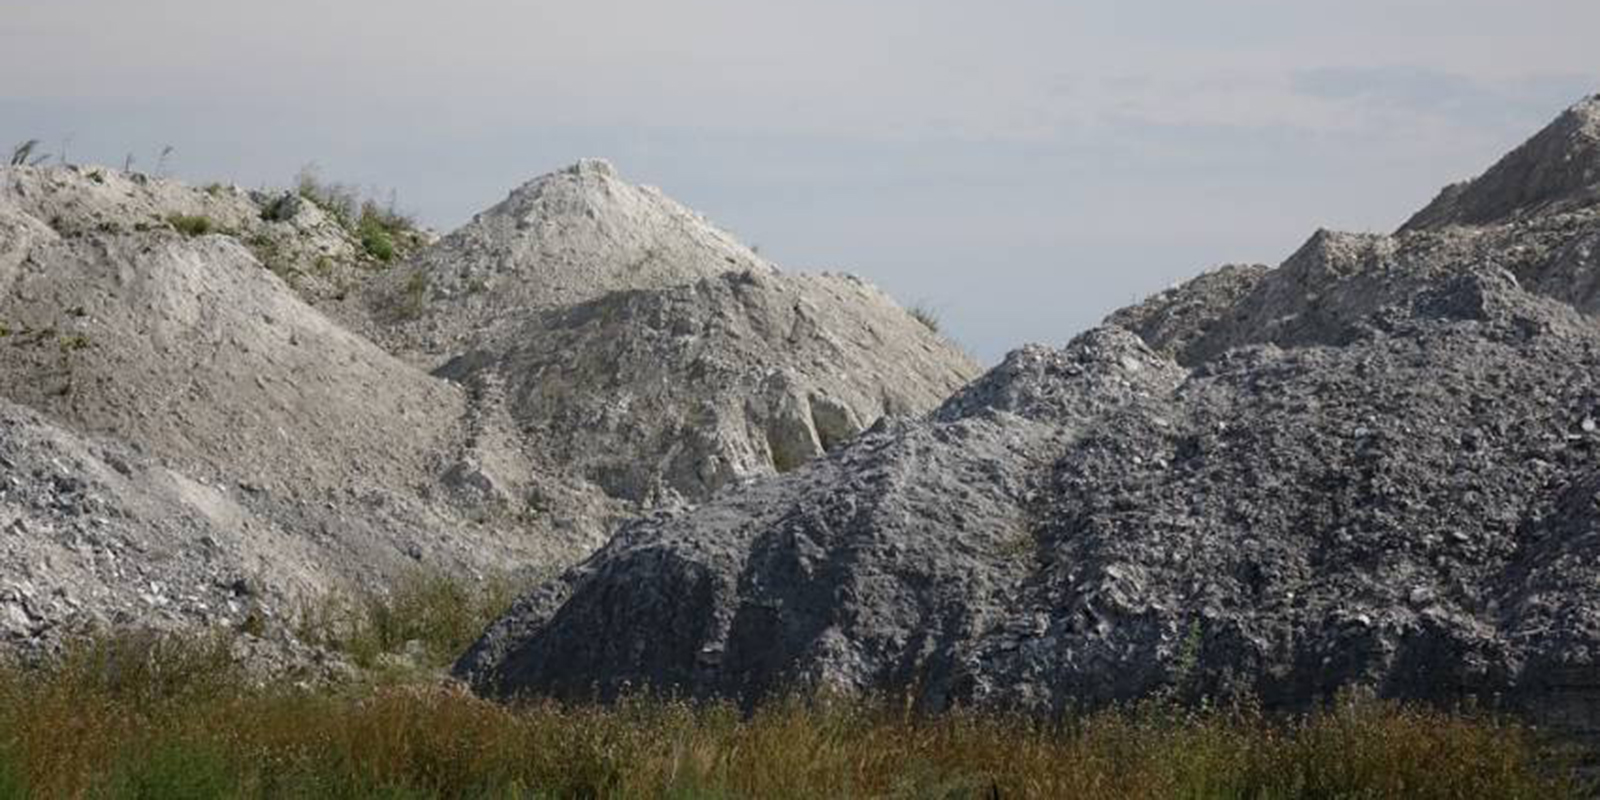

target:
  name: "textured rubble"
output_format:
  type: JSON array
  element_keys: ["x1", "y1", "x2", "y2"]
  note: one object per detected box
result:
[{"x1": 459, "y1": 96, "x2": 1600, "y2": 744}]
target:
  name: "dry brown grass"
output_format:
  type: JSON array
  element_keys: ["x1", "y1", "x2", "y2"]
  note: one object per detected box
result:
[{"x1": 0, "y1": 629, "x2": 1581, "y2": 799}]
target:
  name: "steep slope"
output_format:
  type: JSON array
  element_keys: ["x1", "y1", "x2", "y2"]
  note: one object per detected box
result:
[
  {"x1": 1404, "y1": 95, "x2": 1600, "y2": 230},
  {"x1": 460, "y1": 96, "x2": 1600, "y2": 743}
]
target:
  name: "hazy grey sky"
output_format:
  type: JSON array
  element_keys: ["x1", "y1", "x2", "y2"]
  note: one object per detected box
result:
[{"x1": 4, "y1": 1, "x2": 1597, "y2": 360}]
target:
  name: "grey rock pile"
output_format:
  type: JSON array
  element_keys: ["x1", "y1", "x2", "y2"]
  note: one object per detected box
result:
[{"x1": 459, "y1": 96, "x2": 1600, "y2": 742}]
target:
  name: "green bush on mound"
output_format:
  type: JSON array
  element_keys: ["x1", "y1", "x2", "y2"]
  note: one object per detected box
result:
[
  {"x1": 294, "y1": 165, "x2": 417, "y2": 264},
  {"x1": 166, "y1": 214, "x2": 214, "y2": 237},
  {"x1": 295, "y1": 568, "x2": 518, "y2": 672}
]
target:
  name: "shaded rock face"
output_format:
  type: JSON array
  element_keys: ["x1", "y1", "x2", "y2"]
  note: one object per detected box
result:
[
  {"x1": 457, "y1": 330, "x2": 1171, "y2": 704},
  {"x1": 1405, "y1": 95, "x2": 1600, "y2": 230},
  {"x1": 459, "y1": 96, "x2": 1600, "y2": 741},
  {"x1": 436, "y1": 269, "x2": 979, "y2": 507}
]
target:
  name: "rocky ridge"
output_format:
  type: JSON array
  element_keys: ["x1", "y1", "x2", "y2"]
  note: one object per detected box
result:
[{"x1": 459, "y1": 96, "x2": 1600, "y2": 743}]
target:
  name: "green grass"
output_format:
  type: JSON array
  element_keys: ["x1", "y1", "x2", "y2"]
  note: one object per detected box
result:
[
  {"x1": 296, "y1": 569, "x2": 517, "y2": 672},
  {"x1": 359, "y1": 220, "x2": 397, "y2": 262},
  {"x1": 295, "y1": 166, "x2": 416, "y2": 264},
  {"x1": 166, "y1": 214, "x2": 215, "y2": 237}
]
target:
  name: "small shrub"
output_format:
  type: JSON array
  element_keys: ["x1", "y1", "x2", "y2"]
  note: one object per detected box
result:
[
  {"x1": 360, "y1": 225, "x2": 396, "y2": 262},
  {"x1": 999, "y1": 535, "x2": 1034, "y2": 561},
  {"x1": 1170, "y1": 620, "x2": 1204, "y2": 692},
  {"x1": 155, "y1": 145, "x2": 175, "y2": 177},
  {"x1": 295, "y1": 165, "x2": 361, "y2": 228},
  {"x1": 909, "y1": 303, "x2": 941, "y2": 333},
  {"x1": 295, "y1": 166, "x2": 417, "y2": 263},
  {"x1": 259, "y1": 192, "x2": 301, "y2": 223},
  {"x1": 166, "y1": 214, "x2": 214, "y2": 237},
  {"x1": 296, "y1": 569, "x2": 516, "y2": 670},
  {"x1": 243, "y1": 233, "x2": 298, "y2": 281},
  {"x1": 399, "y1": 271, "x2": 430, "y2": 319},
  {"x1": 58, "y1": 334, "x2": 90, "y2": 353},
  {"x1": 357, "y1": 200, "x2": 413, "y2": 264}
]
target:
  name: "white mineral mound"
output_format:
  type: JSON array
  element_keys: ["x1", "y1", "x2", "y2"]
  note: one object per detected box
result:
[{"x1": 367, "y1": 158, "x2": 774, "y2": 360}]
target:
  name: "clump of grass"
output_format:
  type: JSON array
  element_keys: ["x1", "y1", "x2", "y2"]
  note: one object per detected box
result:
[
  {"x1": 242, "y1": 232, "x2": 298, "y2": 283},
  {"x1": 295, "y1": 165, "x2": 417, "y2": 264},
  {"x1": 358, "y1": 215, "x2": 397, "y2": 262},
  {"x1": 296, "y1": 569, "x2": 516, "y2": 671},
  {"x1": 909, "y1": 302, "x2": 942, "y2": 333},
  {"x1": 397, "y1": 270, "x2": 430, "y2": 319},
  {"x1": 294, "y1": 165, "x2": 362, "y2": 226},
  {"x1": 166, "y1": 213, "x2": 214, "y2": 237}
]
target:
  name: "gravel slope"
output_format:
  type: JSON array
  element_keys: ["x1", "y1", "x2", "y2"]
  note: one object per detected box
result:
[{"x1": 459, "y1": 96, "x2": 1600, "y2": 745}]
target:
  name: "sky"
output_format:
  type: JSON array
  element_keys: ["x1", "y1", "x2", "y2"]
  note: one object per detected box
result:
[{"x1": 3, "y1": 1, "x2": 1597, "y2": 361}]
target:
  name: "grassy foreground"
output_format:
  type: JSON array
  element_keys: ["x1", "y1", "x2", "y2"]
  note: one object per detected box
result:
[
  {"x1": 0, "y1": 641, "x2": 1580, "y2": 799},
  {"x1": 0, "y1": 573, "x2": 1581, "y2": 798}
]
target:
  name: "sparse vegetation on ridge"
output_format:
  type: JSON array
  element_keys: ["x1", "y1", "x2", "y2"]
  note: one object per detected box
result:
[
  {"x1": 166, "y1": 213, "x2": 215, "y2": 237},
  {"x1": 7, "y1": 140, "x2": 48, "y2": 167},
  {"x1": 909, "y1": 302, "x2": 942, "y2": 333},
  {"x1": 293, "y1": 165, "x2": 418, "y2": 263}
]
